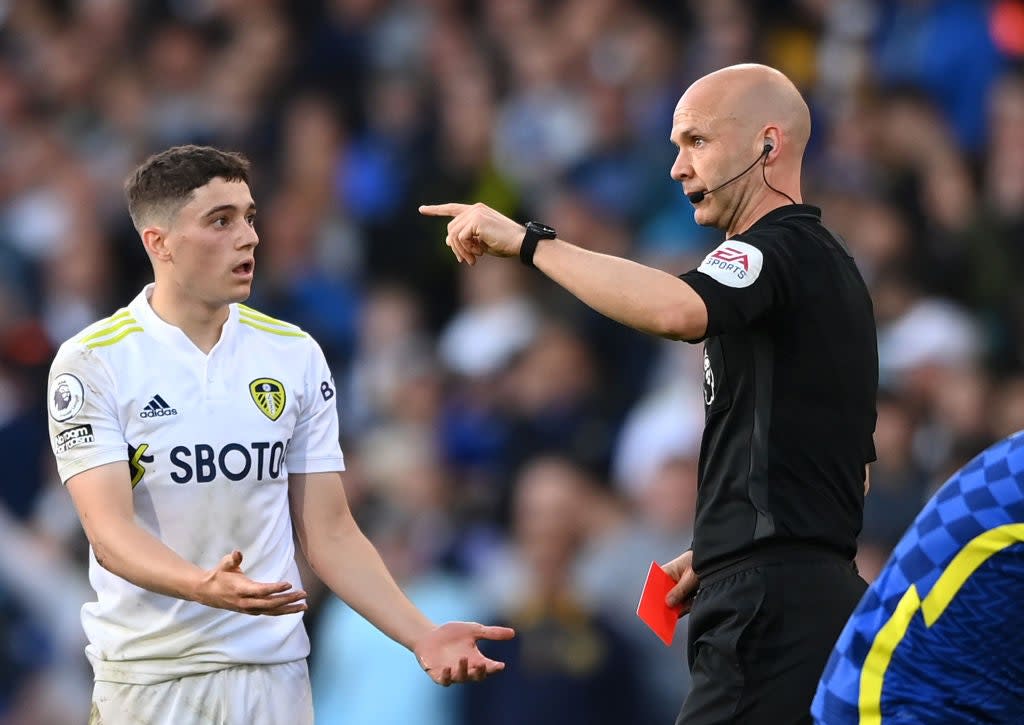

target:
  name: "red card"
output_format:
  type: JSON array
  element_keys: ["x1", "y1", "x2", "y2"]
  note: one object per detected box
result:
[{"x1": 636, "y1": 561, "x2": 683, "y2": 646}]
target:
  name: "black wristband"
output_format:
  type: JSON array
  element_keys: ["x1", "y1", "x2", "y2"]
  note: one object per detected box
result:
[{"x1": 519, "y1": 221, "x2": 557, "y2": 268}]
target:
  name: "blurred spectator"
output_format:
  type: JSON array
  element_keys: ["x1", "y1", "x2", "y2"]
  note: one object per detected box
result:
[
  {"x1": 532, "y1": 189, "x2": 663, "y2": 411},
  {"x1": 874, "y1": 0, "x2": 1006, "y2": 151},
  {"x1": 250, "y1": 93, "x2": 364, "y2": 365},
  {"x1": 991, "y1": 376, "x2": 1024, "y2": 441},
  {"x1": 310, "y1": 431, "x2": 480, "y2": 725},
  {"x1": 492, "y1": 26, "x2": 594, "y2": 198},
  {"x1": 578, "y1": 454, "x2": 699, "y2": 724},
  {"x1": 611, "y1": 342, "x2": 705, "y2": 496},
  {"x1": 684, "y1": 0, "x2": 757, "y2": 79},
  {"x1": 463, "y1": 456, "x2": 643, "y2": 725},
  {"x1": 859, "y1": 391, "x2": 929, "y2": 561},
  {"x1": 345, "y1": 281, "x2": 435, "y2": 432},
  {"x1": 564, "y1": 80, "x2": 666, "y2": 225},
  {"x1": 438, "y1": 256, "x2": 538, "y2": 380},
  {"x1": 968, "y1": 71, "x2": 1024, "y2": 367},
  {"x1": 498, "y1": 323, "x2": 619, "y2": 484},
  {"x1": 828, "y1": 194, "x2": 911, "y2": 287},
  {"x1": 874, "y1": 274, "x2": 983, "y2": 393}
]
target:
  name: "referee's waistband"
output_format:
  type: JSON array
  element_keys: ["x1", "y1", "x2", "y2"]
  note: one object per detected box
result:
[{"x1": 696, "y1": 539, "x2": 855, "y2": 587}]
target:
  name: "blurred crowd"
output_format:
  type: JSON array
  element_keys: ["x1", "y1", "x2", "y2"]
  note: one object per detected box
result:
[{"x1": 0, "y1": 0, "x2": 1022, "y2": 723}]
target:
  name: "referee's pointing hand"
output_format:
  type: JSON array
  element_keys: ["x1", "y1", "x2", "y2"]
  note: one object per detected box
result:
[{"x1": 419, "y1": 203, "x2": 526, "y2": 265}]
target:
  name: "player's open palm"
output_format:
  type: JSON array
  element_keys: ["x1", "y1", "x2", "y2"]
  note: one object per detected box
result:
[
  {"x1": 413, "y1": 621, "x2": 516, "y2": 686},
  {"x1": 195, "y1": 550, "x2": 308, "y2": 616}
]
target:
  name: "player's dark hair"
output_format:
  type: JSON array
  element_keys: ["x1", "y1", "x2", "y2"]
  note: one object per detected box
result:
[{"x1": 125, "y1": 145, "x2": 251, "y2": 230}]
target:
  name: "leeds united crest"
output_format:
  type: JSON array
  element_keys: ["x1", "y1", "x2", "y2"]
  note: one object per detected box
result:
[{"x1": 249, "y1": 378, "x2": 286, "y2": 421}]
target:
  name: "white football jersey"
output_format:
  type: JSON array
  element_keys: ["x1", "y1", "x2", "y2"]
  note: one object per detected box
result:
[{"x1": 47, "y1": 285, "x2": 345, "y2": 684}]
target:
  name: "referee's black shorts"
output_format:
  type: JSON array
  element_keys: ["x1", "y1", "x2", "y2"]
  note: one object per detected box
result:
[{"x1": 676, "y1": 545, "x2": 867, "y2": 725}]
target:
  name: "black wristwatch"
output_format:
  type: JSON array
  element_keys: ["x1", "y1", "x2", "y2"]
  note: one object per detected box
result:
[{"x1": 519, "y1": 221, "x2": 557, "y2": 268}]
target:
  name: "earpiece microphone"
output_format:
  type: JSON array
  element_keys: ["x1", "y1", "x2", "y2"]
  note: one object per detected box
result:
[{"x1": 687, "y1": 142, "x2": 774, "y2": 204}]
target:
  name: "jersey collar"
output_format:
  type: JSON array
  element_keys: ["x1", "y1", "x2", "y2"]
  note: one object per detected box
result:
[
  {"x1": 130, "y1": 284, "x2": 239, "y2": 355},
  {"x1": 744, "y1": 204, "x2": 822, "y2": 232}
]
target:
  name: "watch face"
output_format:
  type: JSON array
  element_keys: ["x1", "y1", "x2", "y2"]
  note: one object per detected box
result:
[{"x1": 529, "y1": 222, "x2": 556, "y2": 237}]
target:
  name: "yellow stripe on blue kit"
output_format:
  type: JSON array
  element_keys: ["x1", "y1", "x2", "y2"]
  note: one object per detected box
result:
[
  {"x1": 858, "y1": 523, "x2": 1024, "y2": 723},
  {"x1": 857, "y1": 586, "x2": 921, "y2": 724}
]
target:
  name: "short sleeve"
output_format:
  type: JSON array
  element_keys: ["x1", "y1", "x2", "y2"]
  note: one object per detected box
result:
[
  {"x1": 47, "y1": 343, "x2": 128, "y2": 484},
  {"x1": 679, "y1": 233, "x2": 798, "y2": 338},
  {"x1": 286, "y1": 339, "x2": 345, "y2": 474}
]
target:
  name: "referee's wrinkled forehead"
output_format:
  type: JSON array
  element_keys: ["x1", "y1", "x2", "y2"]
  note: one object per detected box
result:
[{"x1": 125, "y1": 144, "x2": 251, "y2": 231}]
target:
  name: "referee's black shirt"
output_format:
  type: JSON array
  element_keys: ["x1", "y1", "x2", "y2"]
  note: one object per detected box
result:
[{"x1": 679, "y1": 204, "x2": 878, "y2": 576}]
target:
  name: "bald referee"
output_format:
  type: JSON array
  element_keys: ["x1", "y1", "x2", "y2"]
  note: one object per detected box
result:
[{"x1": 421, "y1": 63, "x2": 878, "y2": 724}]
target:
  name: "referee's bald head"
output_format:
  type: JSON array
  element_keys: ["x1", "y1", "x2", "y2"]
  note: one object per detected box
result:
[{"x1": 676, "y1": 63, "x2": 811, "y2": 160}]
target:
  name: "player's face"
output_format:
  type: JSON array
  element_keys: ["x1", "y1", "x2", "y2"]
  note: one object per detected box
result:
[{"x1": 165, "y1": 178, "x2": 259, "y2": 308}]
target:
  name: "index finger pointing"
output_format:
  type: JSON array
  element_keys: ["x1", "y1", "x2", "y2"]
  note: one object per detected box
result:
[{"x1": 419, "y1": 203, "x2": 471, "y2": 217}]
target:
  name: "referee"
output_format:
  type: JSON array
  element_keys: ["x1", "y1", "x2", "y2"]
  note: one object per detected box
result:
[{"x1": 422, "y1": 63, "x2": 878, "y2": 724}]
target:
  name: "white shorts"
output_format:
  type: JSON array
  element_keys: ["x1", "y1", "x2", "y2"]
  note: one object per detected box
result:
[{"x1": 89, "y1": 661, "x2": 313, "y2": 725}]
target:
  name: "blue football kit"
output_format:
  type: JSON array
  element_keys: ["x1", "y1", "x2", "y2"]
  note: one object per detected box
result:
[{"x1": 813, "y1": 432, "x2": 1024, "y2": 724}]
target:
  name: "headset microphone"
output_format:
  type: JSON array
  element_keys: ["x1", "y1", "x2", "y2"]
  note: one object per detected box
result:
[{"x1": 687, "y1": 142, "x2": 773, "y2": 204}]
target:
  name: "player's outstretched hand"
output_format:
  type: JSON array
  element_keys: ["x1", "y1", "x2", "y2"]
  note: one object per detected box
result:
[
  {"x1": 419, "y1": 202, "x2": 526, "y2": 266},
  {"x1": 413, "y1": 621, "x2": 516, "y2": 686},
  {"x1": 664, "y1": 548, "x2": 699, "y2": 615},
  {"x1": 194, "y1": 550, "x2": 308, "y2": 616}
]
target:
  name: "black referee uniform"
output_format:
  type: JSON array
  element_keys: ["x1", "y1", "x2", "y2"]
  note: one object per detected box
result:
[{"x1": 675, "y1": 205, "x2": 878, "y2": 725}]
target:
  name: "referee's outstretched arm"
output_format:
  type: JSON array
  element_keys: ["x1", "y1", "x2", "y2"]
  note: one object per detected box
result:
[{"x1": 420, "y1": 202, "x2": 710, "y2": 342}]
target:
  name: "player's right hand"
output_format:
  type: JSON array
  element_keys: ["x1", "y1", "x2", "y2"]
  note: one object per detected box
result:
[
  {"x1": 664, "y1": 549, "x2": 699, "y2": 615},
  {"x1": 194, "y1": 550, "x2": 308, "y2": 616}
]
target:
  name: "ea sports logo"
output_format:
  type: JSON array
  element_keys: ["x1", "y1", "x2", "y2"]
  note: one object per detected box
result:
[
  {"x1": 698, "y1": 240, "x2": 763, "y2": 289},
  {"x1": 710, "y1": 246, "x2": 750, "y2": 270}
]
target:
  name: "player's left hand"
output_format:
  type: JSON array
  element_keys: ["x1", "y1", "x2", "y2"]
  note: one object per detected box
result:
[
  {"x1": 419, "y1": 202, "x2": 526, "y2": 265},
  {"x1": 413, "y1": 621, "x2": 516, "y2": 686}
]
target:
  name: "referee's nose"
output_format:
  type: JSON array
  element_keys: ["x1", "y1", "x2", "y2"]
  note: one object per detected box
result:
[{"x1": 670, "y1": 148, "x2": 691, "y2": 183}]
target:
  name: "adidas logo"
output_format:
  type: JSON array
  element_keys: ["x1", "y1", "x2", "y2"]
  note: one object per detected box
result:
[{"x1": 140, "y1": 394, "x2": 178, "y2": 418}]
